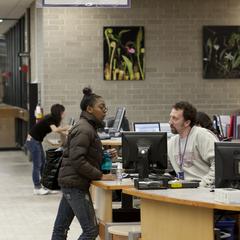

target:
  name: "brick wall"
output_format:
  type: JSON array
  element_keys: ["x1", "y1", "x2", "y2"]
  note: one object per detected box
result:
[{"x1": 41, "y1": 0, "x2": 240, "y2": 126}]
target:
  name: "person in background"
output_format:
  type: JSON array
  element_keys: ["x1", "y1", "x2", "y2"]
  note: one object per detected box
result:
[
  {"x1": 196, "y1": 111, "x2": 220, "y2": 139},
  {"x1": 25, "y1": 104, "x2": 69, "y2": 195},
  {"x1": 168, "y1": 101, "x2": 218, "y2": 187},
  {"x1": 51, "y1": 87, "x2": 116, "y2": 240}
]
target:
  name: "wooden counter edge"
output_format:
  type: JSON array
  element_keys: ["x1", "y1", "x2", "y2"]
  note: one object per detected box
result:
[
  {"x1": 91, "y1": 180, "x2": 133, "y2": 190},
  {"x1": 123, "y1": 188, "x2": 240, "y2": 211},
  {"x1": 101, "y1": 139, "x2": 121, "y2": 146},
  {"x1": 0, "y1": 106, "x2": 29, "y2": 121}
]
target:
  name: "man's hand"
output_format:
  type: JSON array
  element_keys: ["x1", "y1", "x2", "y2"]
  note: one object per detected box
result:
[{"x1": 107, "y1": 148, "x2": 118, "y2": 161}]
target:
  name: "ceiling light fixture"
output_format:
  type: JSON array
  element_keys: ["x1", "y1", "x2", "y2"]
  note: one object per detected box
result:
[
  {"x1": 0, "y1": 19, "x2": 3, "y2": 23},
  {"x1": 42, "y1": 0, "x2": 131, "y2": 8}
]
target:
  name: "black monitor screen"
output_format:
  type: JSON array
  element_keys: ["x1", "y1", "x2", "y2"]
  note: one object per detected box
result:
[
  {"x1": 215, "y1": 142, "x2": 240, "y2": 189},
  {"x1": 112, "y1": 107, "x2": 126, "y2": 132},
  {"x1": 122, "y1": 132, "x2": 168, "y2": 179}
]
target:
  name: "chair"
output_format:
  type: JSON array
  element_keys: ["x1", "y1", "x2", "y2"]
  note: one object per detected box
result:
[{"x1": 105, "y1": 222, "x2": 141, "y2": 240}]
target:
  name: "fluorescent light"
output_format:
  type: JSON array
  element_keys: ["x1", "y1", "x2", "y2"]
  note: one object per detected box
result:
[{"x1": 42, "y1": 0, "x2": 131, "y2": 7}]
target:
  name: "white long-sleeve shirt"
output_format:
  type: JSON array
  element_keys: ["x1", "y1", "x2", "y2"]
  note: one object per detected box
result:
[{"x1": 168, "y1": 126, "x2": 219, "y2": 187}]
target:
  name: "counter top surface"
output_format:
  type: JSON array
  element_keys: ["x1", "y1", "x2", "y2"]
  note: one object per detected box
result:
[{"x1": 123, "y1": 187, "x2": 240, "y2": 211}]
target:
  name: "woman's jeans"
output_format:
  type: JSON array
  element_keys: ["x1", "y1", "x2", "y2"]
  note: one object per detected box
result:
[
  {"x1": 51, "y1": 188, "x2": 98, "y2": 240},
  {"x1": 25, "y1": 137, "x2": 45, "y2": 188}
]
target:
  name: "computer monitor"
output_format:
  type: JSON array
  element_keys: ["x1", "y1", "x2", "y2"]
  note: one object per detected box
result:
[
  {"x1": 122, "y1": 132, "x2": 168, "y2": 179},
  {"x1": 159, "y1": 123, "x2": 171, "y2": 133},
  {"x1": 215, "y1": 142, "x2": 240, "y2": 189},
  {"x1": 111, "y1": 107, "x2": 126, "y2": 132},
  {"x1": 133, "y1": 122, "x2": 160, "y2": 132}
]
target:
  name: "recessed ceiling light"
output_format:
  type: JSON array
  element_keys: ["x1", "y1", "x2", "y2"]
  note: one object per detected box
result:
[{"x1": 0, "y1": 19, "x2": 3, "y2": 23}]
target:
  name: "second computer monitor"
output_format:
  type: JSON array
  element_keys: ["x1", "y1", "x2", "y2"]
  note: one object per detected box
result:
[
  {"x1": 133, "y1": 122, "x2": 160, "y2": 132},
  {"x1": 111, "y1": 107, "x2": 126, "y2": 132},
  {"x1": 215, "y1": 142, "x2": 240, "y2": 189}
]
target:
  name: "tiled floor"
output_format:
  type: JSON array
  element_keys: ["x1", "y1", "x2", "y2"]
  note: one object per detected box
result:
[{"x1": 0, "y1": 150, "x2": 80, "y2": 240}]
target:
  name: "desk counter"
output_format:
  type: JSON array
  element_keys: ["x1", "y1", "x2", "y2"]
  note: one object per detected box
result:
[
  {"x1": 101, "y1": 138, "x2": 121, "y2": 147},
  {"x1": 0, "y1": 104, "x2": 29, "y2": 148},
  {"x1": 123, "y1": 187, "x2": 240, "y2": 240},
  {"x1": 123, "y1": 187, "x2": 240, "y2": 211},
  {"x1": 91, "y1": 179, "x2": 134, "y2": 240},
  {"x1": 92, "y1": 178, "x2": 133, "y2": 191}
]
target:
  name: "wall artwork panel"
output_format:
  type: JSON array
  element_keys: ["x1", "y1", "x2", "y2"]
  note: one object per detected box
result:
[
  {"x1": 103, "y1": 26, "x2": 145, "y2": 80},
  {"x1": 203, "y1": 26, "x2": 240, "y2": 79}
]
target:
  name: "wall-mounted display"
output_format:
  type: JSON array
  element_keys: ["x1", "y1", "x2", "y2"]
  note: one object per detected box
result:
[
  {"x1": 103, "y1": 26, "x2": 145, "y2": 80},
  {"x1": 203, "y1": 26, "x2": 240, "y2": 79}
]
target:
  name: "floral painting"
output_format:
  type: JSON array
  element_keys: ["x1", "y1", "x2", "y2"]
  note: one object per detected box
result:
[
  {"x1": 103, "y1": 26, "x2": 145, "y2": 80},
  {"x1": 203, "y1": 26, "x2": 240, "y2": 79}
]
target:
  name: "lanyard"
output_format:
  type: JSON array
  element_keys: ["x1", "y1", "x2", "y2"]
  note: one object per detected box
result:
[{"x1": 178, "y1": 129, "x2": 191, "y2": 171}]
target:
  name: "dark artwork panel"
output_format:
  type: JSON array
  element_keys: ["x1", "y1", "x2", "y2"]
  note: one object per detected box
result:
[
  {"x1": 103, "y1": 26, "x2": 145, "y2": 81},
  {"x1": 203, "y1": 26, "x2": 240, "y2": 79}
]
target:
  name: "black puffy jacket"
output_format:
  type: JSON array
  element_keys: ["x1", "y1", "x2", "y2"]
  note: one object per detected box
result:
[{"x1": 58, "y1": 111, "x2": 104, "y2": 190}]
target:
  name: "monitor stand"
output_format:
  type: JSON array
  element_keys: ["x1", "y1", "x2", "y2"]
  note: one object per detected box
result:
[{"x1": 137, "y1": 146, "x2": 149, "y2": 179}]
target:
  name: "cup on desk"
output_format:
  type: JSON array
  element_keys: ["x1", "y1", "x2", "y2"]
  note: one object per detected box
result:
[{"x1": 116, "y1": 162, "x2": 123, "y2": 183}]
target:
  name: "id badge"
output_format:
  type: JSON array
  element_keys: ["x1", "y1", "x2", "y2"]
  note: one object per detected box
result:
[{"x1": 177, "y1": 171, "x2": 184, "y2": 180}]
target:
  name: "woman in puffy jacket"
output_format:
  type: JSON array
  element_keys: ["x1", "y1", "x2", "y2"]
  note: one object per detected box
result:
[{"x1": 51, "y1": 87, "x2": 115, "y2": 240}]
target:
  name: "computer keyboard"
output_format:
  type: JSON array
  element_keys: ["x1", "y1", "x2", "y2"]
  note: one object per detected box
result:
[
  {"x1": 134, "y1": 178, "x2": 168, "y2": 190},
  {"x1": 98, "y1": 132, "x2": 111, "y2": 140},
  {"x1": 127, "y1": 173, "x2": 139, "y2": 178},
  {"x1": 123, "y1": 173, "x2": 174, "y2": 180},
  {"x1": 148, "y1": 173, "x2": 174, "y2": 181},
  {"x1": 98, "y1": 131, "x2": 122, "y2": 140}
]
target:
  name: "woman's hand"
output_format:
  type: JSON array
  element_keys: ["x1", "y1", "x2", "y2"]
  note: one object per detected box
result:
[
  {"x1": 59, "y1": 130, "x2": 67, "y2": 137},
  {"x1": 101, "y1": 173, "x2": 116, "y2": 181}
]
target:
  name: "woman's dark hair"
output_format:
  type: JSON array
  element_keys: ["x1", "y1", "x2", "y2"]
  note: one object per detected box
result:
[
  {"x1": 50, "y1": 104, "x2": 65, "y2": 126},
  {"x1": 196, "y1": 111, "x2": 218, "y2": 135},
  {"x1": 80, "y1": 87, "x2": 102, "y2": 111},
  {"x1": 173, "y1": 101, "x2": 197, "y2": 127}
]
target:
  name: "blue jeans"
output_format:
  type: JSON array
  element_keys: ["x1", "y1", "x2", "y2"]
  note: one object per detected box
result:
[
  {"x1": 25, "y1": 138, "x2": 45, "y2": 188},
  {"x1": 51, "y1": 188, "x2": 98, "y2": 240}
]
